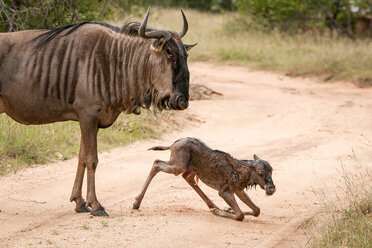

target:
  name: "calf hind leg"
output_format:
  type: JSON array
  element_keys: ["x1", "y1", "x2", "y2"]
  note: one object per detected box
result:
[{"x1": 133, "y1": 160, "x2": 184, "y2": 209}]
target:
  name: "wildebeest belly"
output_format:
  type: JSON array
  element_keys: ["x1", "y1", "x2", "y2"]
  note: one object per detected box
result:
[{"x1": 0, "y1": 92, "x2": 77, "y2": 125}]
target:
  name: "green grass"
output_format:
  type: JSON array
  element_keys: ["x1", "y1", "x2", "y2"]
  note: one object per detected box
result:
[
  {"x1": 0, "y1": 111, "x2": 175, "y2": 175},
  {"x1": 309, "y1": 154, "x2": 372, "y2": 247},
  {"x1": 135, "y1": 8, "x2": 372, "y2": 86}
]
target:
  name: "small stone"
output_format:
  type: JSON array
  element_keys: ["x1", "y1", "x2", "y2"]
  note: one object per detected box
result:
[{"x1": 55, "y1": 152, "x2": 66, "y2": 161}]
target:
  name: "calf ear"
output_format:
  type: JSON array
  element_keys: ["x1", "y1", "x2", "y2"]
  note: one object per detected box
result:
[
  {"x1": 253, "y1": 154, "x2": 260, "y2": 160},
  {"x1": 184, "y1": 43, "x2": 197, "y2": 51}
]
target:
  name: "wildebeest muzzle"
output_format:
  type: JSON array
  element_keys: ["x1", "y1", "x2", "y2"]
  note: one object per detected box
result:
[{"x1": 170, "y1": 94, "x2": 189, "y2": 110}]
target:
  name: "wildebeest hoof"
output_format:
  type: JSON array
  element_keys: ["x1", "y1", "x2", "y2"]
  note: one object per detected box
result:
[
  {"x1": 132, "y1": 203, "x2": 140, "y2": 209},
  {"x1": 91, "y1": 210, "x2": 109, "y2": 217},
  {"x1": 75, "y1": 205, "x2": 91, "y2": 213}
]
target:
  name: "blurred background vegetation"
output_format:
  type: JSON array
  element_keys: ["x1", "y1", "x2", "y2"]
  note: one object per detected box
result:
[{"x1": 1, "y1": 0, "x2": 372, "y2": 38}]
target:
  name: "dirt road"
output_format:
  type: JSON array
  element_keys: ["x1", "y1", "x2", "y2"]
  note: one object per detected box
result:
[{"x1": 1, "y1": 62, "x2": 372, "y2": 248}]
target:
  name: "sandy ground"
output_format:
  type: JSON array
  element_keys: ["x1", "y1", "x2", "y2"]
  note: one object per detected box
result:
[{"x1": 1, "y1": 62, "x2": 372, "y2": 248}]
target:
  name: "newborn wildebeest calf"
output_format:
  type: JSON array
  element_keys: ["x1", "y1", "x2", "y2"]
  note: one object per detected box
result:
[{"x1": 133, "y1": 137, "x2": 276, "y2": 221}]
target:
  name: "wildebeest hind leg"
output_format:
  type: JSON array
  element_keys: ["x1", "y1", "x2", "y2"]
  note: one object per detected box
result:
[
  {"x1": 182, "y1": 171, "x2": 218, "y2": 209},
  {"x1": 70, "y1": 137, "x2": 90, "y2": 213},
  {"x1": 80, "y1": 116, "x2": 108, "y2": 216},
  {"x1": 133, "y1": 160, "x2": 184, "y2": 209}
]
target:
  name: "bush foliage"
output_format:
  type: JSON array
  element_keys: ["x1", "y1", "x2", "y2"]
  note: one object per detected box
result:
[
  {"x1": 236, "y1": 0, "x2": 372, "y2": 38},
  {"x1": 0, "y1": 0, "x2": 142, "y2": 32}
]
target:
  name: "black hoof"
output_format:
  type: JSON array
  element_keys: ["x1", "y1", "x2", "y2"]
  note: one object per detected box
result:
[
  {"x1": 132, "y1": 203, "x2": 140, "y2": 210},
  {"x1": 91, "y1": 210, "x2": 109, "y2": 217},
  {"x1": 76, "y1": 205, "x2": 91, "y2": 213}
]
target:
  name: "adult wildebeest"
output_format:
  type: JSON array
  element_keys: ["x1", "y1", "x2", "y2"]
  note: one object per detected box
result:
[
  {"x1": 0, "y1": 7, "x2": 196, "y2": 216},
  {"x1": 133, "y1": 138, "x2": 276, "y2": 221}
]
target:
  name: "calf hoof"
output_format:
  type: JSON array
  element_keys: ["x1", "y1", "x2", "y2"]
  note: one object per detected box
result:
[
  {"x1": 223, "y1": 207, "x2": 234, "y2": 214},
  {"x1": 76, "y1": 205, "x2": 91, "y2": 213},
  {"x1": 210, "y1": 207, "x2": 220, "y2": 215},
  {"x1": 132, "y1": 202, "x2": 140, "y2": 210},
  {"x1": 91, "y1": 210, "x2": 109, "y2": 217}
]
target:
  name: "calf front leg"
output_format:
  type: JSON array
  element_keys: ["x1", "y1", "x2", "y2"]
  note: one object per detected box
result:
[
  {"x1": 211, "y1": 189, "x2": 244, "y2": 221},
  {"x1": 235, "y1": 190, "x2": 260, "y2": 217},
  {"x1": 133, "y1": 160, "x2": 183, "y2": 209},
  {"x1": 182, "y1": 171, "x2": 218, "y2": 209}
]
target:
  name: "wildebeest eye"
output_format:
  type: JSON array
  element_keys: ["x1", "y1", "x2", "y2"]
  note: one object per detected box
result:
[{"x1": 166, "y1": 48, "x2": 172, "y2": 55}]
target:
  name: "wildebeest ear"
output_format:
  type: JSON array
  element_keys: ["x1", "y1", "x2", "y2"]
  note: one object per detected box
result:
[
  {"x1": 253, "y1": 154, "x2": 260, "y2": 160},
  {"x1": 151, "y1": 38, "x2": 166, "y2": 53},
  {"x1": 184, "y1": 43, "x2": 197, "y2": 51}
]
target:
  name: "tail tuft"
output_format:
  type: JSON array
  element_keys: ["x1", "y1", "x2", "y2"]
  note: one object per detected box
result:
[{"x1": 147, "y1": 146, "x2": 171, "y2": 151}]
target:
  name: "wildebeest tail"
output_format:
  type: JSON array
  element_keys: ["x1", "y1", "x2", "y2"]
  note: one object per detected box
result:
[{"x1": 148, "y1": 146, "x2": 171, "y2": 151}]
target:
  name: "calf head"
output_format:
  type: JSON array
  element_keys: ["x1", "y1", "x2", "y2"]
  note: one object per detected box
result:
[
  {"x1": 139, "y1": 7, "x2": 196, "y2": 110},
  {"x1": 247, "y1": 154, "x2": 276, "y2": 196}
]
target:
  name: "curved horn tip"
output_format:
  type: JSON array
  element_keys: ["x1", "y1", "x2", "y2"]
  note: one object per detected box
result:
[
  {"x1": 142, "y1": 6, "x2": 151, "y2": 21},
  {"x1": 139, "y1": 6, "x2": 151, "y2": 37},
  {"x1": 179, "y1": 9, "x2": 188, "y2": 38}
]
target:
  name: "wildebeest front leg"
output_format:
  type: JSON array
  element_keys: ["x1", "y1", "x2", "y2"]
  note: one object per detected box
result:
[
  {"x1": 133, "y1": 160, "x2": 183, "y2": 209},
  {"x1": 235, "y1": 190, "x2": 260, "y2": 217},
  {"x1": 79, "y1": 116, "x2": 108, "y2": 216},
  {"x1": 211, "y1": 189, "x2": 244, "y2": 221},
  {"x1": 70, "y1": 137, "x2": 90, "y2": 213},
  {"x1": 182, "y1": 171, "x2": 218, "y2": 209}
]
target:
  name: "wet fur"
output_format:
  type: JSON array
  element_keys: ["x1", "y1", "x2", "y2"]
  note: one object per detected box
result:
[{"x1": 133, "y1": 137, "x2": 276, "y2": 221}]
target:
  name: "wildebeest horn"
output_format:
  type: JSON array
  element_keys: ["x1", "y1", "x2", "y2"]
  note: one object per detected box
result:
[
  {"x1": 184, "y1": 43, "x2": 197, "y2": 51},
  {"x1": 179, "y1": 9, "x2": 188, "y2": 38},
  {"x1": 139, "y1": 7, "x2": 171, "y2": 41}
]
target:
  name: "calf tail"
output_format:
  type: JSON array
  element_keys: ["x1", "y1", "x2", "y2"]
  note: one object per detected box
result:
[{"x1": 148, "y1": 145, "x2": 171, "y2": 151}]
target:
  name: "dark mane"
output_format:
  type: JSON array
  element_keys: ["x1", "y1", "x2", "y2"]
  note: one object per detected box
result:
[
  {"x1": 121, "y1": 22, "x2": 155, "y2": 36},
  {"x1": 32, "y1": 21, "x2": 155, "y2": 48}
]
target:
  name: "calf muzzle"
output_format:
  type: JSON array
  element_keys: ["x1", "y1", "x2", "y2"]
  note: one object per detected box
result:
[{"x1": 265, "y1": 184, "x2": 276, "y2": 196}]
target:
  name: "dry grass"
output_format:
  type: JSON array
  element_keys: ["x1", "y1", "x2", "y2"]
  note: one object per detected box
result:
[{"x1": 309, "y1": 152, "x2": 372, "y2": 247}]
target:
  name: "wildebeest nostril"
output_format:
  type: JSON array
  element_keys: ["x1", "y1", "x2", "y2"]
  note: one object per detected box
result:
[
  {"x1": 177, "y1": 96, "x2": 188, "y2": 110},
  {"x1": 268, "y1": 185, "x2": 275, "y2": 190}
]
